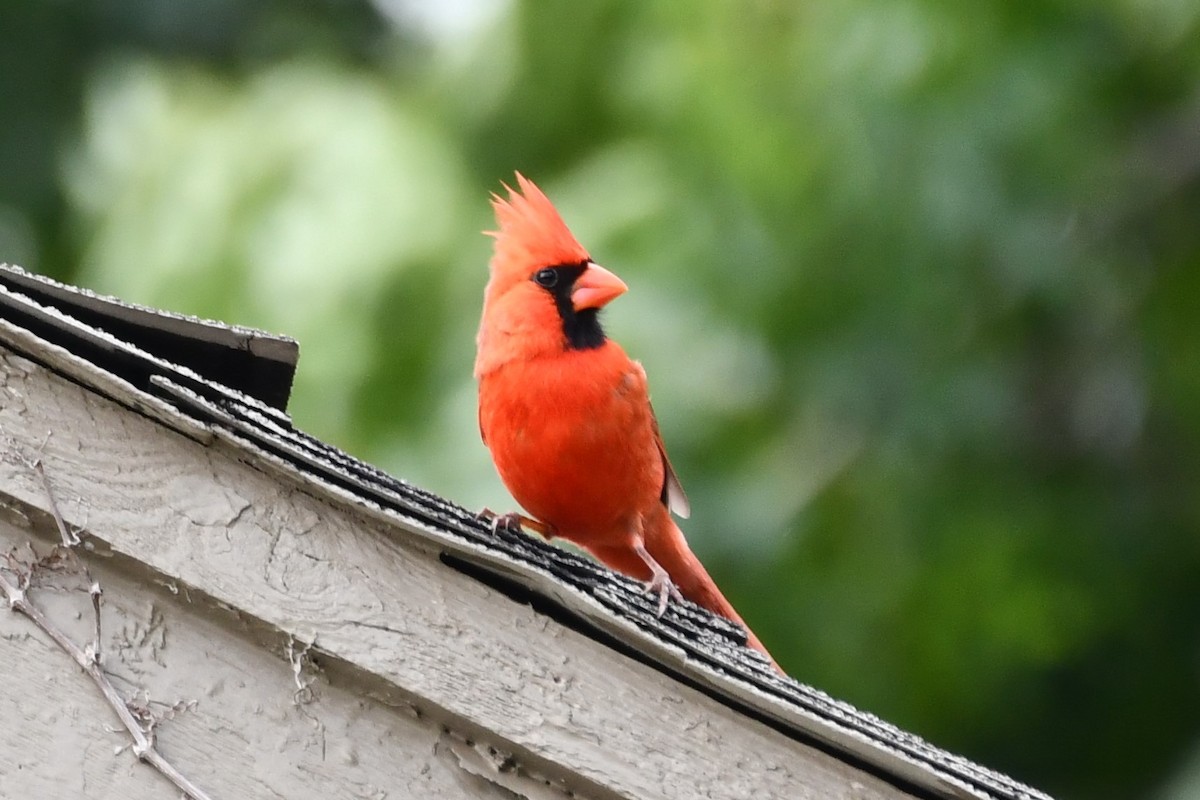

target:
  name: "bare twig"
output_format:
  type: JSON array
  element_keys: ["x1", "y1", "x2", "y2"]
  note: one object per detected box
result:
[
  {"x1": 88, "y1": 578, "x2": 103, "y2": 666},
  {"x1": 0, "y1": 458, "x2": 215, "y2": 800},
  {"x1": 286, "y1": 634, "x2": 318, "y2": 706},
  {"x1": 285, "y1": 633, "x2": 326, "y2": 758},
  {"x1": 0, "y1": 566, "x2": 211, "y2": 798},
  {"x1": 31, "y1": 459, "x2": 77, "y2": 547}
]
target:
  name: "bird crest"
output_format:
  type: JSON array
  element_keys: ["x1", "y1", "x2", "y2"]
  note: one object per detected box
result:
[{"x1": 486, "y1": 173, "x2": 590, "y2": 278}]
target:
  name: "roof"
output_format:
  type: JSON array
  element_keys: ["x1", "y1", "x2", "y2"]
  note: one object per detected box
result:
[{"x1": 0, "y1": 262, "x2": 1052, "y2": 800}]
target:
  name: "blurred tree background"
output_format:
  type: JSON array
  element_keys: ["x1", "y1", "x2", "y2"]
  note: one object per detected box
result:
[{"x1": 2, "y1": 1, "x2": 1198, "y2": 797}]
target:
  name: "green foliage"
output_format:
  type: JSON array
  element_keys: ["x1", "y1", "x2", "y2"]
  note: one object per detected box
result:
[{"x1": 2, "y1": 1, "x2": 1198, "y2": 797}]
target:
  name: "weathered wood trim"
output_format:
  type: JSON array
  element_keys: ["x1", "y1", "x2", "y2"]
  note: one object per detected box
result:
[{"x1": 0, "y1": 513, "x2": 560, "y2": 799}]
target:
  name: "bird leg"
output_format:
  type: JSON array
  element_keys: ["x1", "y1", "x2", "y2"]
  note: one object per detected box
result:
[
  {"x1": 634, "y1": 543, "x2": 683, "y2": 617},
  {"x1": 477, "y1": 508, "x2": 557, "y2": 539}
]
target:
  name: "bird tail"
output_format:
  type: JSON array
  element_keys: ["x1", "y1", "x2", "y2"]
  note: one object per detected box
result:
[{"x1": 646, "y1": 510, "x2": 780, "y2": 672}]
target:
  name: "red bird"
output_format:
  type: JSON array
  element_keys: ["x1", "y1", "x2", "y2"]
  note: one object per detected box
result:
[{"x1": 475, "y1": 173, "x2": 777, "y2": 667}]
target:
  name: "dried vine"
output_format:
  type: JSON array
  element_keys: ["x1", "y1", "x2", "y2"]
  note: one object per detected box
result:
[{"x1": 0, "y1": 456, "x2": 214, "y2": 800}]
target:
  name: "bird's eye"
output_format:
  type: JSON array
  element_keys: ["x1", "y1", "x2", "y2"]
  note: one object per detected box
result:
[{"x1": 533, "y1": 268, "x2": 558, "y2": 288}]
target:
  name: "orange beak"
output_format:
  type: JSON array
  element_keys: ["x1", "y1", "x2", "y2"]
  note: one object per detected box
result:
[{"x1": 571, "y1": 263, "x2": 628, "y2": 311}]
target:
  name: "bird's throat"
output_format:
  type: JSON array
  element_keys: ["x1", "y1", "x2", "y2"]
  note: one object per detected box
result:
[{"x1": 559, "y1": 306, "x2": 606, "y2": 350}]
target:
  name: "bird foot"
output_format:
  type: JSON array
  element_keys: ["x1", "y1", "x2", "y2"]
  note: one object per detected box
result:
[
  {"x1": 477, "y1": 508, "x2": 556, "y2": 539},
  {"x1": 643, "y1": 567, "x2": 685, "y2": 618},
  {"x1": 477, "y1": 507, "x2": 519, "y2": 534},
  {"x1": 632, "y1": 542, "x2": 683, "y2": 617}
]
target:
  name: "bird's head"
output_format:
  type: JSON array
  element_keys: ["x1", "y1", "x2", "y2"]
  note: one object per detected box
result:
[{"x1": 475, "y1": 173, "x2": 628, "y2": 376}]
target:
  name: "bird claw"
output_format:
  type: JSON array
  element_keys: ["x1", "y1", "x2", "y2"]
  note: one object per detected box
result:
[
  {"x1": 631, "y1": 542, "x2": 682, "y2": 617},
  {"x1": 643, "y1": 571, "x2": 684, "y2": 618},
  {"x1": 476, "y1": 508, "x2": 556, "y2": 539},
  {"x1": 477, "y1": 507, "x2": 520, "y2": 535}
]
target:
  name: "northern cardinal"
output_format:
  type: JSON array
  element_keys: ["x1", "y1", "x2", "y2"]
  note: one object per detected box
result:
[{"x1": 475, "y1": 173, "x2": 777, "y2": 667}]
